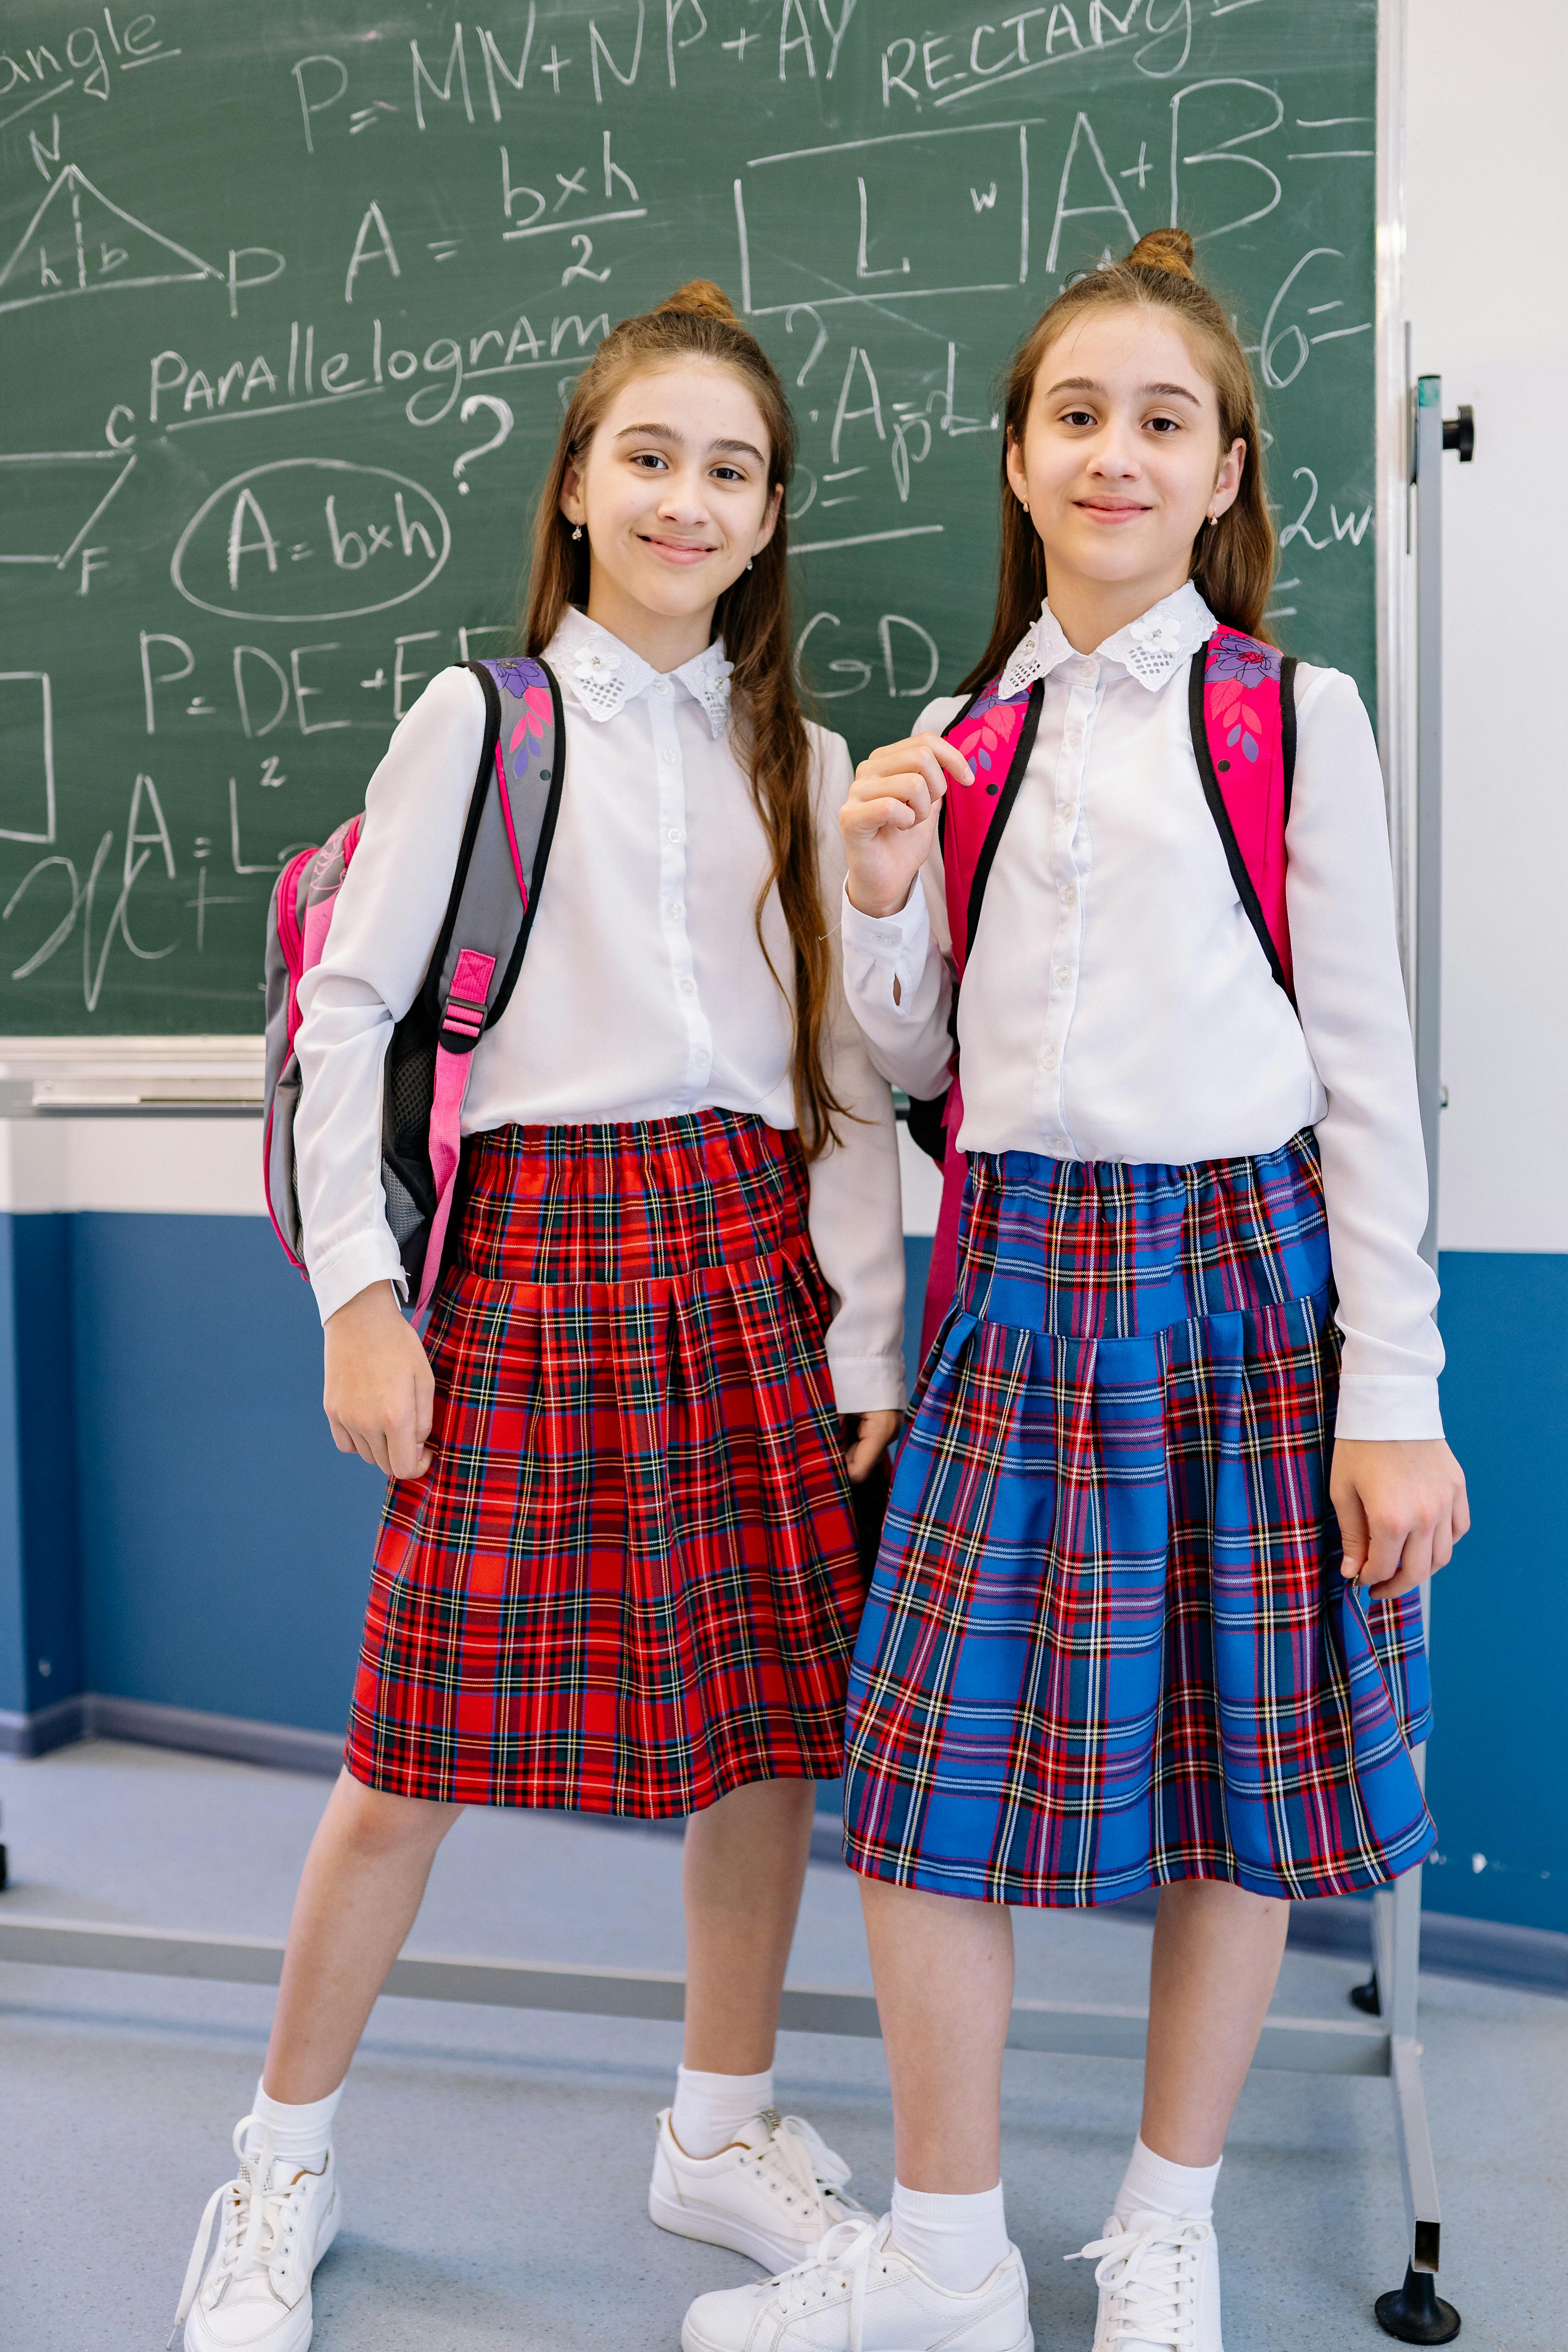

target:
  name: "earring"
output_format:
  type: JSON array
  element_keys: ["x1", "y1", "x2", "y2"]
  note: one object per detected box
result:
[
  {"x1": 1019, "y1": 497, "x2": 1030, "y2": 514},
  {"x1": 1206, "y1": 508, "x2": 1219, "y2": 526},
  {"x1": 571, "y1": 523, "x2": 583, "y2": 540},
  {"x1": 746, "y1": 557, "x2": 754, "y2": 572}
]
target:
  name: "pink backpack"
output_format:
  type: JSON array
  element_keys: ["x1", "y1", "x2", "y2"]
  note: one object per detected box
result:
[
  {"x1": 912, "y1": 626, "x2": 1298, "y2": 1356},
  {"x1": 262, "y1": 657, "x2": 564, "y2": 1314}
]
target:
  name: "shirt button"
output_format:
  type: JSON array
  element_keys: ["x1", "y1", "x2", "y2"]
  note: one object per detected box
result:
[
  {"x1": 666, "y1": 827, "x2": 683, "y2": 843},
  {"x1": 653, "y1": 678, "x2": 672, "y2": 697},
  {"x1": 1048, "y1": 1134, "x2": 1069, "y2": 1153},
  {"x1": 1063, "y1": 886, "x2": 1078, "y2": 906},
  {"x1": 1065, "y1": 729, "x2": 1083, "y2": 750},
  {"x1": 1076, "y1": 659, "x2": 1096, "y2": 681},
  {"x1": 680, "y1": 978, "x2": 697, "y2": 996},
  {"x1": 1054, "y1": 967, "x2": 1070, "y2": 984},
  {"x1": 1042, "y1": 1047, "x2": 1060, "y2": 1070},
  {"x1": 875, "y1": 929, "x2": 901, "y2": 950},
  {"x1": 665, "y1": 901, "x2": 685, "y2": 920},
  {"x1": 660, "y1": 746, "x2": 678, "y2": 765}
]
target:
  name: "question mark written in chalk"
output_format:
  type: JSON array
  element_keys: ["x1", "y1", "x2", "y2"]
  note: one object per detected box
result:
[{"x1": 452, "y1": 394, "x2": 514, "y2": 494}]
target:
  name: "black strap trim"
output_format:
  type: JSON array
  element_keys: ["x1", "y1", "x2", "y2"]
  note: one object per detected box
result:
[
  {"x1": 964, "y1": 676, "x2": 1045, "y2": 961},
  {"x1": 479, "y1": 654, "x2": 566, "y2": 1030},
  {"x1": 423, "y1": 662, "x2": 503, "y2": 1023},
  {"x1": 1280, "y1": 653, "x2": 1298, "y2": 826},
  {"x1": 1186, "y1": 646, "x2": 1293, "y2": 1003}
]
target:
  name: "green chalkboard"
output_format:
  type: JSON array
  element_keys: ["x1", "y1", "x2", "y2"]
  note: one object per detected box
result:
[{"x1": 0, "y1": 0, "x2": 1378, "y2": 1033}]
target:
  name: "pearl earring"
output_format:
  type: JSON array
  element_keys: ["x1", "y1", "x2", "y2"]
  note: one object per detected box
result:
[
  {"x1": 571, "y1": 523, "x2": 583, "y2": 540},
  {"x1": 746, "y1": 557, "x2": 754, "y2": 572}
]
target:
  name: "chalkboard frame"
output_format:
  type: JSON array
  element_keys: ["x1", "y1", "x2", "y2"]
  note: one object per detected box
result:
[{"x1": 0, "y1": 0, "x2": 1415, "y2": 1088}]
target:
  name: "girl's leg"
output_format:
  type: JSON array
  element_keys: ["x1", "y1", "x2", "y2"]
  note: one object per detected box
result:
[
  {"x1": 680, "y1": 1775, "x2": 817, "y2": 2073},
  {"x1": 262, "y1": 1767, "x2": 464, "y2": 2101},
  {"x1": 1139, "y1": 1878, "x2": 1290, "y2": 2162},
  {"x1": 858, "y1": 1877, "x2": 1014, "y2": 2191}
]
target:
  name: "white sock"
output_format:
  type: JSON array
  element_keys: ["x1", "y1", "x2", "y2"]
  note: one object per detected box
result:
[
  {"x1": 669, "y1": 2064, "x2": 775, "y2": 2160},
  {"x1": 242, "y1": 2077, "x2": 344, "y2": 2170},
  {"x1": 1114, "y1": 2135, "x2": 1222, "y2": 2224},
  {"x1": 890, "y1": 2180, "x2": 1009, "y2": 2294}
]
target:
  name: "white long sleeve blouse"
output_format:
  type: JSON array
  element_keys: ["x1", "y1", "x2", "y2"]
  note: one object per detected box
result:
[
  {"x1": 294, "y1": 606, "x2": 907, "y2": 1414},
  {"x1": 839, "y1": 581, "x2": 1442, "y2": 1441}
]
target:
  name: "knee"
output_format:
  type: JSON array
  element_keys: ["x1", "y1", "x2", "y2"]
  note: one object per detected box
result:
[{"x1": 329, "y1": 1770, "x2": 461, "y2": 1860}]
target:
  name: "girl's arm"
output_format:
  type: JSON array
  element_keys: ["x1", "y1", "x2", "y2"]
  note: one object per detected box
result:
[
  {"x1": 293, "y1": 666, "x2": 488, "y2": 1477},
  {"x1": 1288, "y1": 667, "x2": 1468, "y2": 1591},
  {"x1": 836, "y1": 699, "x2": 971, "y2": 1101},
  {"x1": 808, "y1": 729, "x2": 913, "y2": 1446}
]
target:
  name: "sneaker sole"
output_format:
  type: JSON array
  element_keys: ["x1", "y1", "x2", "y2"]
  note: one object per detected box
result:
[
  {"x1": 649, "y1": 2179, "x2": 809, "y2": 2275},
  {"x1": 683, "y1": 2318, "x2": 1032, "y2": 2352}
]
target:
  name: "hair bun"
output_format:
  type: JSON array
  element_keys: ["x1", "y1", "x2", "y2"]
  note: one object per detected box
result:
[
  {"x1": 1126, "y1": 228, "x2": 1195, "y2": 280},
  {"x1": 655, "y1": 278, "x2": 741, "y2": 324}
]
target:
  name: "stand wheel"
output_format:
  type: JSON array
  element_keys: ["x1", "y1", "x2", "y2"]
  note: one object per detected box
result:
[
  {"x1": 1351, "y1": 1970, "x2": 1381, "y2": 2015},
  {"x1": 1376, "y1": 2264, "x2": 1461, "y2": 2343}
]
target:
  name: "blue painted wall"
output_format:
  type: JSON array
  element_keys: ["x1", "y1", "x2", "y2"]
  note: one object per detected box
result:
[{"x1": 0, "y1": 1216, "x2": 1560, "y2": 1932}]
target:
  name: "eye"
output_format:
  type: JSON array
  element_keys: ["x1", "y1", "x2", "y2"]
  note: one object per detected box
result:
[
  {"x1": 1059, "y1": 407, "x2": 1097, "y2": 428},
  {"x1": 630, "y1": 451, "x2": 669, "y2": 471},
  {"x1": 1145, "y1": 415, "x2": 1183, "y2": 434},
  {"x1": 710, "y1": 463, "x2": 746, "y2": 483}
]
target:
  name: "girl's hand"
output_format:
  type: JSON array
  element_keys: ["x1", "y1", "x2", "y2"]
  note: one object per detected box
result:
[
  {"x1": 324, "y1": 1280, "x2": 436, "y2": 1480},
  {"x1": 1330, "y1": 1438, "x2": 1469, "y2": 1600},
  {"x1": 840, "y1": 734, "x2": 974, "y2": 920},
  {"x1": 845, "y1": 1409, "x2": 901, "y2": 1483}
]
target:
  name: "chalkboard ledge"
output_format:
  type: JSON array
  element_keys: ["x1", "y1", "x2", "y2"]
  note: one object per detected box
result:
[{"x1": 0, "y1": 1038, "x2": 262, "y2": 1116}]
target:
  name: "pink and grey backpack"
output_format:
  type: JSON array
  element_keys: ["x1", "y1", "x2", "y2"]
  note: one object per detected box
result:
[
  {"x1": 911, "y1": 626, "x2": 1298, "y2": 1354},
  {"x1": 263, "y1": 656, "x2": 564, "y2": 1314}
]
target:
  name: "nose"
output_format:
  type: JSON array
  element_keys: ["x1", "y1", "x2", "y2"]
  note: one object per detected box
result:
[
  {"x1": 1085, "y1": 424, "x2": 1141, "y2": 481},
  {"x1": 656, "y1": 469, "x2": 712, "y2": 528}
]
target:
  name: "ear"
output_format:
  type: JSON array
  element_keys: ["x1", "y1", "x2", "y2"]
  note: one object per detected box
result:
[
  {"x1": 1003, "y1": 432, "x2": 1030, "y2": 510},
  {"x1": 752, "y1": 477, "x2": 784, "y2": 558},
  {"x1": 1209, "y1": 438, "x2": 1247, "y2": 521},
  {"x1": 559, "y1": 457, "x2": 587, "y2": 529}
]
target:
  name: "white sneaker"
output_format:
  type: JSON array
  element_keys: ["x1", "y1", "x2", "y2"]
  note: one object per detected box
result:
[
  {"x1": 681, "y1": 2213, "x2": 1033, "y2": 2352},
  {"x1": 171, "y1": 2118, "x2": 341, "y2": 2352},
  {"x1": 1068, "y1": 2210, "x2": 1221, "y2": 2351},
  {"x1": 651, "y1": 2105, "x2": 871, "y2": 2273}
]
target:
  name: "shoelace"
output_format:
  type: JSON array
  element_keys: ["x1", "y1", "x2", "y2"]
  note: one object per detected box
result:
[
  {"x1": 1066, "y1": 2216, "x2": 1212, "y2": 2351},
  {"x1": 169, "y1": 2118, "x2": 302, "y2": 2344},
  {"x1": 751, "y1": 2112, "x2": 858, "y2": 2215},
  {"x1": 772, "y1": 2216, "x2": 886, "y2": 2352}
]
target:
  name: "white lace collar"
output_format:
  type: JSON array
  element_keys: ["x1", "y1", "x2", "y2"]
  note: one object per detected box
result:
[
  {"x1": 996, "y1": 581, "x2": 1215, "y2": 699},
  {"x1": 552, "y1": 608, "x2": 733, "y2": 738}
]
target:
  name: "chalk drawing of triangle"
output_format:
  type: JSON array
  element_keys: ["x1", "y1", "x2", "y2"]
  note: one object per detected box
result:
[{"x1": 0, "y1": 163, "x2": 221, "y2": 315}]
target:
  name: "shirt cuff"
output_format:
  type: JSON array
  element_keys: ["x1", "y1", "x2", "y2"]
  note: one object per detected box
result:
[
  {"x1": 840, "y1": 879, "x2": 931, "y2": 966},
  {"x1": 1333, "y1": 1375, "x2": 1444, "y2": 1443},
  {"x1": 828, "y1": 1351, "x2": 908, "y2": 1416},
  {"x1": 309, "y1": 1230, "x2": 408, "y2": 1327}
]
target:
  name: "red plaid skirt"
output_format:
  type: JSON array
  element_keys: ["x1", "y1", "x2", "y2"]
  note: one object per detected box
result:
[{"x1": 346, "y1": 1109, "x2": 866, "y2": 1814}]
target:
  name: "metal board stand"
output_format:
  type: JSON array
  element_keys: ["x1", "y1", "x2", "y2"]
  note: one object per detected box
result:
[{"x1": 1358, "y1": 370, "x2": 1472, "y2": 2347}]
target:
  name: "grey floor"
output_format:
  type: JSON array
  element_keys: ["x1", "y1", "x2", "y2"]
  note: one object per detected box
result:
[{"x1": 0, "y1": 1742, "x2": 1559, "y2": 2350}]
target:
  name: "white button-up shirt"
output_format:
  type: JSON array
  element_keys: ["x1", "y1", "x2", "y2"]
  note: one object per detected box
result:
[
  {"x1": 294, "y1": 607, "x2": 906, "y2": 1412},
  {"x1": 839, "y1": 583, "x2": 1442, "y2": 1440}
]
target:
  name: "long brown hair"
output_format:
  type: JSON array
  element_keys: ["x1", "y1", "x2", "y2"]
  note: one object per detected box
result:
[
  {"x1": 523, "y1": 280, "x2": 846, "y2": 1156},
  {"x1": 960, "y1": 228, "x2": 1277, "y2": 693}
]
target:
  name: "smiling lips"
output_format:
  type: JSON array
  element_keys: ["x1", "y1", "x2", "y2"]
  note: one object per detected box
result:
[
  {"x1": 1075, "y1": 497, "x2": 1151, "y2": 524},
  {"x1": 639, "y1": 531, "x2": 719, "y2": 565}
]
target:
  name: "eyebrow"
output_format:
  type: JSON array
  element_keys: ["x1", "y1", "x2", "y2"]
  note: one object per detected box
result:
[
  {"x1": 613, "y1": 423, "x2": 768, "y2": 463},
  {"x1": 1044, "y1": 376, "x2": 1202, "y2": 407}
]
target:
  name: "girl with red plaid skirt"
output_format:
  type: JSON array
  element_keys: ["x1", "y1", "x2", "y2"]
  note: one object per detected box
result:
[
  {"x1": 681, "y1": 236, "x2": 1469, "y2": 2352},
  {"x1": 172, "y1": 284, "x2": 908, "y2": 2352}
]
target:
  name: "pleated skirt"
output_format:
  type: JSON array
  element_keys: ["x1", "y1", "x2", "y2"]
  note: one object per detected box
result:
[
  {"x1": 843, "y1": 1131, "x2": 1436, "y2": 1905},
  {"x1": 347, "y1": 1108, "x2": 865, "y2": 1815}
]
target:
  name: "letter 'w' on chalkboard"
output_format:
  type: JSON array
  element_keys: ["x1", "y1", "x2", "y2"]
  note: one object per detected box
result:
[{"x1": 0, "y1": 164, "x2": 221, "y2": 314}]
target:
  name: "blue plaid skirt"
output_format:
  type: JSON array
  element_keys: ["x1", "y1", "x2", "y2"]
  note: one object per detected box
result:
[{"x1": 843, "y1": 1132, "x2": 1436, "y2": 1905}]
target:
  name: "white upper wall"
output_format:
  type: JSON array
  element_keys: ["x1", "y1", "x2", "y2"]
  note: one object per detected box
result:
[{"x1": 1407, "y1": 0, "x2": 1568, "y2": 1250}]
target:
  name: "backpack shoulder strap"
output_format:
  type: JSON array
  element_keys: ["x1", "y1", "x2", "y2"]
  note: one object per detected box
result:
[
  {"x1": 940, "y1": 673, "x2": 1045, "y2": 976},
  {"x1": 1188, "y1": 629, "x2": 1297, "y2": 1004},
  {"x1": 413, "y1": 656, "x2": 566, "y2": 1310}
]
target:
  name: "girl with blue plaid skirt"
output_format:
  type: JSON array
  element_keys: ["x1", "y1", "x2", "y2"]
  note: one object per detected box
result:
[
  {"x1": 680, "y1": 233, "x2": 1469, "y2": 2352},
  {"x1": 172, "y1": 285, "x2": 908, "y2": 2352}
]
